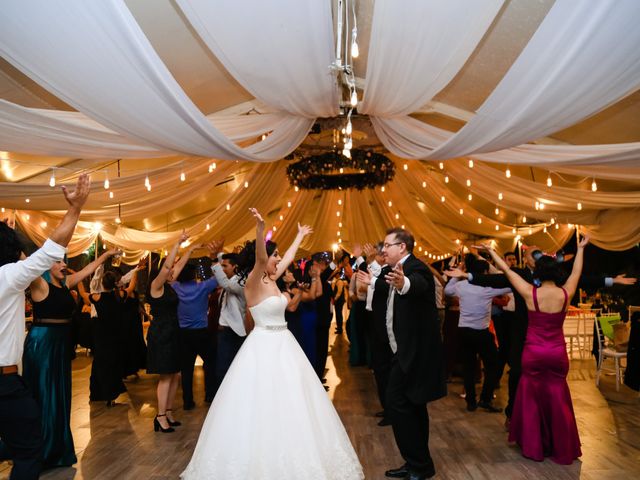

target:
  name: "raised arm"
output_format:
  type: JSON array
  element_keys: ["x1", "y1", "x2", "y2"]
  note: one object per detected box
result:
[
  {"x1": 248, "y1": 208, "x2": 268, "y2": 278},
  {"x1": 564, "y1": 236, "x2": 589, "y2": 298},
  {"x1": 151, "y1": 232, "x2": 187, "y2": 295},
  {"x1": 481, "y1": 244, "x2": 532, "y2": 299},
  {"x1": 49, "y1": 174, "x2": 91, "y2": 247},
  {"x1": 172, "y1": 242, "x2": 200, "y2": 282},
  {"x1": 66, "y1": 248, "x2": 119, "y2": 289},
  {"x1": 275, "y1": 222, "x2": 313, "y2": 279}
]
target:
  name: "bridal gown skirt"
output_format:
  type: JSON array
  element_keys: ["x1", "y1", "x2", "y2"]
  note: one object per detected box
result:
[{"x1": 181, "y1": 326, "x2": 364, "y2": 479}]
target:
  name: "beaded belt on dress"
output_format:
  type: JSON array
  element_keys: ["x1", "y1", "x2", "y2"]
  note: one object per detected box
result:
[{"x1": 256, "y1": 324, "x2": 288, "y2": 331}]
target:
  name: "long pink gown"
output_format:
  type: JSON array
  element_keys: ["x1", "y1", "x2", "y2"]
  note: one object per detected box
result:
[{"x1": 509, "y1": 287, "x2": 582, "y2": 464}]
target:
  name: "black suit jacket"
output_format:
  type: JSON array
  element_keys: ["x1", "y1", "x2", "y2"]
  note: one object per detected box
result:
[{"x1": 379, "y1": 254, "x2": 447, "y2": 404}]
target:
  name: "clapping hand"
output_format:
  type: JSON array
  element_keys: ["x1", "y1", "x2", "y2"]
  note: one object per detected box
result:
[
  {"x1": 356, "y1": 269, "x2": 372, "y2": 286},
  {"x1": 179, "y1": 230, "x2": 189, "y2": 244},
  {"x1": 352, "y1": 243, "x2": 363, "y2": 259},
  {"x1": 385, "y1": 262, "x2": 405, "y2": 290}
]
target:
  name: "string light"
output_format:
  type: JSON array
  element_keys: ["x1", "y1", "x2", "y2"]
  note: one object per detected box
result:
[
  {"x1": 287, "y1": 201, "x2": 292, "y2": 208},
  {"x1": 49, "y1": 170, "x2": 55, "y2": 187},
  {"x1": 294, "y1": 186, "x2": 299, "y2": 192},
  {"x1": 467, "y1": 193, "x2": 473, "y2": 201},
  {"x1": 403, "y1": 164, "x2": 408, "y2": 171},
  {"x1": 440, "y1": 196, "x2": 445, "y2": 202},
  {"x1": 381, "y1": 186, "x2": 385, "y2": 192},
  {"x1": 555, "y1": 223, "x2": 559, "y2": 230},
  {"x1": 272, "y1": 226, "x2": 277, "y2": 232},
  {"x1": 40, "y1": 221, "x2": 47, "y2": 228},
  {"x1": 528, "y1": 227, "x2": 533, "y2": 235},
  {"x1": 468, "y1": 159, "x2": 474, "y2": 168},
  {"x1": 466, "y1": 179, "x2": 471, "y2": 187},
  {"x1": 512, "y1": 228, "x2": 517, "y2": 234},
  {"x1": 535, "y1": 201, "x2": 540, "y2": 210},
  {"x1": 550, "y1": 217, "x2": 555, "y2": 224},
  {"x1": 498, "y1": 192, "x2": 503, "y2": 201},
  {"x1": 104, "y1": 178, "x2": 110, "y2": 189},
  {"x1": 505, "y1": 168, "x2": 511, "y2": 178},
  {"x1": 338, "y1": 199, "x2": 343, "y2": 205},
  {"x1": 109, "y1": 191, "x2": 114, "y2": 199},
  {"x1": 459, "y1": 208, "x2": 464, "y2": 215},
  {"x1": 495, "y1": 225, "x2": 500, "y2": 231},
  {"x1": 24, "y1": 214, "x2": 30, "y2": 220},
  {"x1": 395, "y1": 213, "x2": 400, "y2": 219},
  {"x1": 543, "y1": 226, "x2": 547, "y2": 233},
  {"x1": 208, "y1": 162, "x2": 217, "y2": 172},
  {"x1": 350, "y1": 89, "x2": 358, "y2": 107},
  {"x1": 338, "y1": 222, "x2": 342, "y2": 228},
  {"x1": 439, "y1": 162, "x2": 444, "y2": 170},
  {"x1": 591, "y1": 179, "x2": 598, "y2": 192},
  {"x1": 387, "y1": 201, "x2": 392, "y2": 207},
  {"x1": 522, "y1": 215, "x2": 527, "y2": 223},
  {"x1": 546, "y1": 175, "x2": 552, "y2": 187},
  {"x1": 226, "y1": 204, "x2": 231, "y2": 211},
  {"x1": 444, "y1": 176, "x2": 449, "y2": 183},
  {"x1": 244, "y1": 181, "x2": 249, "y2": 188},
  {"x1": 495, "y1": 207, "x2": 499, "y2": 215},
  {"x1": 25, "y1": 198, "x2": 30, "y2": 203},
  {"x1": 180, "y1": 171, "x2": 186, "y2": 182},
  {"x1": 477, "y1": 218, "x2": 482, "y2": 224},
  {"x1": 279, "y1": 215, "x2": 284, "y2": 221},
  {"x1": 0, "y1": 207, "x2": 4, "y2": 213},
  {"x1": 115, "y1": 217, "x2": 121, "y2": 224},
  {"x1": 577, "y1": 202, "x2": 582, "y2": 211},
  {"x1": 539, "y1": 202, "x2": 545, "y2": 210},
  {"x1": 336, "y1": 211, "x2": 340, "y2": 217},
  {"x1": 144, "y1": 175, "x2": 151, "y2": 191},
  {"x1": 206, "y1": 224, "x2": 210, "y2": 230},
  {"x1": 422, "y1": 181, "x2": 427, "y2": 188}
]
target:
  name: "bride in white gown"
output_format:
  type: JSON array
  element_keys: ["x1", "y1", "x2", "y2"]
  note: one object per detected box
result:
[{"x1": 180, "y1": 209, "x2": 364, "y2": 480}]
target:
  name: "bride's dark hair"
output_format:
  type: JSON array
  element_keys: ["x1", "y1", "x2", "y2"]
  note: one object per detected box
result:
[{"x1": 236, "y1": 239, "x2": 278, "y2": 285}]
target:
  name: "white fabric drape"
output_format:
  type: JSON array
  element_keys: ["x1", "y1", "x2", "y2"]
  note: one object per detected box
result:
[
  {"x1": 176, "y1": 0, "x2": 338, "y2": 119},
  {"x1": 0, "y1": 100, "x2": 302, "y2": 159},
  {"x1": 0, "y1": 0, "x2": 314, "y2": 162},
  {"x1": 360, "y1": 0, "x2": 503, "y2": 116},
  {"x1": 423, "y1": 0, "x2": 640, "y2": 159},
  {"x1": 371, "y1": 116, "x2": 640, "y2": 176}
]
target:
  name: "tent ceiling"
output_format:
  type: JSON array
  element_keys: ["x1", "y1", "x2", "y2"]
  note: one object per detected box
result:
[{"x1": 1, "y1": 0, "x2": 639, "y2": 257}]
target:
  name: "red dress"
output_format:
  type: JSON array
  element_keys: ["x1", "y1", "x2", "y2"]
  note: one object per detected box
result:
[{"x1": 509, "y1": 287, "x2": 582, "y2": 464}]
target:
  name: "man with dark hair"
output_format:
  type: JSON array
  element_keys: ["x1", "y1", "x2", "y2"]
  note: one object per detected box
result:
[
  {"x1": 378, "y1": 227, "x2": 446, "y2": 480},
  {"x1": 504, "y1": 251, "x2": 518, "y2": 268},
  {"x1": 1, "y1": 174, "x2": 90, "y2": 480},
  {"x1": 208, "y1": 242, "x2": 247, "y2": 399},
  {"x1": 172, "y1": 244, "x2": 219, "y2": 409}
]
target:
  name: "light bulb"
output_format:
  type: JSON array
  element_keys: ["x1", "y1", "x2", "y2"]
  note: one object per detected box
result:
[
  {"x1": 591, "y1": 179, "x2": 597, "y2": 192},
  {"x1": 403, "y1": 164, "x2": 408, "y2": 171},
  {"x1": 439, "y1": 162, "x2": 444, "y2": 170},
  {"x1": 506, "y1": 168, "x2": 511, "y2": 178},
  {"x1": 338, "y1": 199, "x2": 343, "y2": 205},
  {"x1": 206, "y1": 224, "x2": 210, "y2": 230},
  {"x1": 144, "y1": 175, "x2": 150, "y2": 189},
  {"x1": 387, "y1": 201, "x2": 392, "y2": 207},
  {"x1": 468, "y1": 159, "x2": 474, "y2": 168},
  {"x1": 342, "y1": 148, "x2": 351, "y2": 158},
  {"x1": 350, "y1": 90, "x2": 358, "y2": 107},
  {"x1": 512, "y1": 228, "x2": 517, "y2": 234},
  {"x1": 495, "y1": 207, "x2": 499, "y2": 215},
  {"x1": 115, "y1": 217, "x2": 121, "y2": 224},
  {"x1": 440, "y1": 196, "x2": 445, "y2": 203},
  {"x1": 345, "y1": 120, "x2": 352, "y2": 135},
  {"x1": 49, "y1": 173, "x2": 55, "y2": 187},
  {"x1": 109, "y1": 191, "x2": 114, "y2": 199},
  {"x1": 395, "y1": 213, "x2": 400, "y2": 220},
  {"x1": 477, "y1": 218, "x2": 482, "y2": 224},
  {"x1": 338, "y1": 222, "x2": 343, "y2": 228},
  {"x1": 180, "y1": 171, "x2": 186, "y2": 182},
  {"x1": 522, "y1": 215, "x2": 527, "y2": 223},
  {"x1": 459, "y1": 208, "x2": 464, "y2": 215},
  {"x1": 244, "y1": 181, "x2": 249, "y2": 188},
  {"x1": 577, "y1": 202, "x2": 582, "y2": 211},
  {"x1": 272, "y1": 226, "x2": 277, "y2": 232},
  {"x1": 495, "y1": 225, "x2": 500, "y2": 231},
  {"x1": 543, "y1": 226, "x2": 547, "y2": 233},
  {"x1": 287, "y1": 202, "x2": 292, "y2": 208},
  {"x1": 535, "y1": 201, "x2": 540, "y2": 210},
  {"x1": 528, "y1": 228, "x2": 533, "y2": 235},
  {"x1": 104, "y1": 178, "x2": 110, "y2": 189},
  {"x1": 226, "y1": 204, "x2": 231, "y2": 211},
  {"x1": 279, "y1": 215, "x2": 284, "y2": 221},
  {"x1": 351, "y1": 41, "x2": 359, "y2": 58},
  {"x1": 550, "y1": 217, "x2": 555, "y2": 224},
  {"x1": 468, "y1": 193, "x2": 473, "y2": 201},
  {"x1": 339, "y1": 168, "x2": 344, "y2": 174},
  {"x1": 25, "y1": 198, "x2": 30, "y2": 203},
  {"x1": 498, "y1": 192, "x2": 503, "y2": 201},
  {"x1": 41, "y1": 221, "x2": 47, "y2": 228},
  {"x1": 422, "y1": 181, "x2": 427, "y2": 188},
  {"x1": 546, "y1": 176, "x2": 552, "y2": 187},
  {"x1": 294, "y1": 186, "x2": 299, "y2": 192},
  {"x1": 466, "y1": 179, "x2": 471, "y2": 187},
  {"x1": 336, "y1": 211, "x2": 341, "y2": 217},
  {"x1": 444, "y1": 176, "x2": 449, "y2": 183},
  {"x1": 555, "y1": 223, "x2": 559, "y2": 230},
  {"x1": 539, "y1": 202, "x2": 545, "y2": 210}
]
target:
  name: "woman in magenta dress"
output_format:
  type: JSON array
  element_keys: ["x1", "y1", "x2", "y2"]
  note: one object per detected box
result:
[{"x1": 481, "y1": 236, "x2": 589, "y2": 465}]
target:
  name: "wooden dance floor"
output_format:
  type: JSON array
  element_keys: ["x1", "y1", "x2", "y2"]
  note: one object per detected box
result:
[{"x1": 2, "y1": 330, "x2": 639, "y2": 479}]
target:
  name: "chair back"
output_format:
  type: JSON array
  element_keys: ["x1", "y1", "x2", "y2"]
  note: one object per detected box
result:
[
  {"x1": 563, "y1": 315, "x2": 580, "y2": 336},
  {"x1": 598, "y1": 314, "x2": 619, "y2": 341}
]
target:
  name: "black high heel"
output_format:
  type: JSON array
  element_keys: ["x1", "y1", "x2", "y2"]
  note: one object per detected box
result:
[
  {"x1": 166, "y1": 409, "x2": 182, "y2": 427},
  {"x1": 154, "y1": 414, "x2": 175, "y2": 433}
]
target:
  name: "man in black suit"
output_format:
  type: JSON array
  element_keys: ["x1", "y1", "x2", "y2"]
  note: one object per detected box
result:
[{"x1": 379, "y1": 228, "x2": 447, "y2": 480}]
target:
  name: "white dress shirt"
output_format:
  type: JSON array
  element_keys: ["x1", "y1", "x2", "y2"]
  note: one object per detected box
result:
[
  {"x1": 0, "y1": 239, "x2": 66, "y2": 366},
  {"x1": 386, "y1": 254, "x2": 412, "y2": 354},
  {"x1": 212, "y1": 261, "x2": 247, "y2": 337},
  {"x1": 365, "y1": 260, "x2": 383, "y2": 312}
]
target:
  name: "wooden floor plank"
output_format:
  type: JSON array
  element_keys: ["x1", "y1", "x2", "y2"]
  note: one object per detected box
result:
[{"x1": 2, "y1": 329, "x2": 639, "y2": 479}]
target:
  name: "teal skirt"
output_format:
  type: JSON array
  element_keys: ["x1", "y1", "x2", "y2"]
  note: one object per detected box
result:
[{"x1": 22, "y1": 324, "x2": 77, "y2": 468}]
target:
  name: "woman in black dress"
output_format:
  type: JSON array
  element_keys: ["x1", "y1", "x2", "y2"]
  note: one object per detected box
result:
[
  {"x1": 120, "y1": 259, "x2": 148, "y2": 378},
  {"x1": 147, "y1": 233, "x2": 191, "y2": 432},
  {"x1": 90, "y1": 271, "x2": 127, "y2": 406},
  {"x1": 25, "y1": 249, "x2": 117, "y2": 467}
]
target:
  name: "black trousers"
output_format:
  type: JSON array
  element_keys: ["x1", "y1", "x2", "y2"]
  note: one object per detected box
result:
[
  {"x1": 214, "y1": 327, "x2": 245, "y2": 395},
  {"x1": 386, "y1": 357, "x2": 434, "y2": 476},
  {"x1": 334, "y1": 299, "x2": 345, "y2": 331},
  {"x1": 369, "y1": 310, "x2": 392, "y2": 411},
  {"x1": 492, "y1": 312, "x2": 513, "y2": 384},
  {"x1": 506, "y1": 315, "x2": 528, "y2": 418},
  {"x1": 315, "y1": 311, "x2": 332, "y2": 379},
  {"x1": 458, "y1": 327, "x2": 499, "y2": 406},
  {"x1": 179, "y1": 328, "x2": 216, "y2": 403},
  {"x1": 0, "y1": 374, "x2": 42, "y2": 480}
]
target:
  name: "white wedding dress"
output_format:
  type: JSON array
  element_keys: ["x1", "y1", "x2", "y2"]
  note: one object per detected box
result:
[{"x1": 180, "y1": 294, "x2": 364, "y2": 480}]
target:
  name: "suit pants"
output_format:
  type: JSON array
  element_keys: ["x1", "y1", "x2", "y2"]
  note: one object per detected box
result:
[
  {"x1": 315, "y1": 311, "x2": 332, "y2": 379},
  {"x1": 458, "y1": 327, "x2": 499, "y2": 406},
  {"x1": 369, "y1": 310, "x2": 392, "y2": 411},
  {"x1": 179, "y1": 328, "x2": 216, "y2": 403},
  {"x1": 214, "y1": 327, "x2": 245, "y2": 395},
  {"x1": 386, "y1": 357, "x2": 434, "y2": 476},
  {"x1": 0, "y1": 374, "x2": 43, "y2": 480}
]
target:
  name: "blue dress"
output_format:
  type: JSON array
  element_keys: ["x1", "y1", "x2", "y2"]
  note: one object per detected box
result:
[
  {"x1": 298, "y1": 300, "x2": 317, "y2": 368},
  {"x1": 23, "y1": 283, "x2": 77, "y2": 468}
]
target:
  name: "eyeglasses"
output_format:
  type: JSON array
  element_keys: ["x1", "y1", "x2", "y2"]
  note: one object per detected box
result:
[{"x1": 383, "y1": 242, "x2": 403, "y2": 249}]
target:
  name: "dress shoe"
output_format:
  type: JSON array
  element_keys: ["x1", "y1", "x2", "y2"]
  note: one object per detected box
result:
[
  {"x1": 153, "y1": 415, "x2": 175, "y2": 433},
  {"x1": 466, "y1": 403, "x2": 477, "y2": 412},
  {"x1": 385, "y1": 465, "x2": 408, "y2": 478},
  {"x1": 378, "y1": 417, "x2": 392, "y2": 426},
  {"x1": 406, "y1": 469, "x2": 435, "y2": 480},
  {"x1": 478, "y1": 401, "x2": 503, "y2": 413},
  {"x1": 166, "y1": 409, "x2": 181, "y2": 427},
  {"x1": 183, "y1": 401, "x2": 195, "y2": 411}
]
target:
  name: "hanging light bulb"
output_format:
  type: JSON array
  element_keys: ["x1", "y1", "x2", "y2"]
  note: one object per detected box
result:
[
  {"x1": 350, "y1": 89, "x2": 358, "y2": 107},
  {"x1": 336, "y1": 211, "x2": 341, "y2": 217},
  {"x1": 395, "y1": 213, "x2": 400, "y2": 219},
  {"x1": 444, "y1": 176, "x2": 449, "y2": 183},
  {"x1": 115, "y1": 217, "x2": 121, "y2": 224},
  {"x1": 342, "y1": 148, "x2": 351, "y2": 158},
  {"x1": 49, "y1": 171, "x2": 55, "y2": 187},
  {"x1": 294, "y1": 186, "x2": 299, "y2": 192},
  {"x1": 180, "y1": 171, "x2": 186, "y2": 182},
  {"x1": 338, "y1": 222, "x2": 342, "y2": 227},
  {"x1": 351, "y1": 29, "x2": 359, "y2": 58},
  {"x1": 25, "y1": 198, "x2": 30, "y2": 203},
  {"x1": 345, "y1": 119, "x2": 353, "y2": 135},
  {"x1": 555, "y1": 223, "x2": 559, "y2": 230},
  {"x1": 338, "y1": 199, "x2": 343, "y2": 206},
  {"x1": 381, "y1": 186, "x2": 385, "y2": 192},
  {"x1": 109, "y1": 191, "x2": 114, "y2": 199},
  {"x1": 539, "y1": 202, "x2": 545, "y2": 210},
  {"x1": 506, "y1": 168, "x2": 511, "y2": 178},
  {"x1": 468, "y1": 193, "x2": 473, "y2": 201},
  {"x1": 468, "y1": 159, "x2": 474, "y2": 168},
  {"x1": 244, "y1": 181, "x2": 249, "y2": 188},
  {"x1": 495, "y1": 225, "x2": 500, "y2": 231},
  {"x1": 495, "y1": 207, "x2": 500, "y2": 215},
  {"x1": 272, "y1": 226, "x2": 277, "y2": 232},
  {"x1": 287, "y1": 201, "x2": 292, "y2": 208},
  {"x1": 550, "y1": 217, "x2": 555, "y2": 224},
  {"x1": 403, "y1": 164, "x2": 408, "y2": 171},
  {"x1": 226, "y1": 204, "x2": 231, "y2": 211},
  {"x1": 466, "y1": 179, "x2": 471, "y2": 187},
  {"x1": 477, "y1": 218, "x2": 482, "y2": 224},
  {"x1": 422, "y1": 181, "x2": 427, "y2": 188},
  {"x1": 144, "y1": 175, "x2": 151, "y2": 190},
  {"x1": 206, "y1": 224, "x2": 210, "y2": 230},
  {"x1": 440, "y1": 196, "x2": 445, "y2": 203},
  {"x1": 339, "y1": 168, "x2": 344, "y2": 174},
  {"x1": 522, "y1": 215, "x2": 527, "y2": 223},
  {"x1": 104, "y1": 178, "x2": 110, "y2": 189},
  {"x1": 459, "y1": 208, "x2": 464, "y2": 215},
  {"x1": 439, "y1": 162, "x2": 444, "y2": 170},
  {"x1": 577, "y1": 202, "x2": 582, "y2": 211},
  {"x1": 279, "y1": 215, "x2": 284, "y2": 221},
  {"x1": 512, "y1": 228, "x2": 517, "y2": 234},
  {"x1": 387, "y1": 201, "x2": 392, "y2": 207},
  {"x1": 543, "y1": 226, "x2": 547, "y2": 233},
  {"x1": 591, "y1": 179, "x2": 598, "y2": 192},
  {"x1": 498, "y1": 192, "x2": 503, "y2": 201},
  {"x1": 546, "y1": 175, "x2": 552, "y2": 187}
]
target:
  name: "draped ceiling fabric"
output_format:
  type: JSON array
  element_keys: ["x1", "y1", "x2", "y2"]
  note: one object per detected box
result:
[{"x1": 0, "y1": 0, "x2": 639, "y2": 258}]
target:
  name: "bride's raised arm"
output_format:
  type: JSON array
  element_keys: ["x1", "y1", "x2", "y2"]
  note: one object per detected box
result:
[{"x1": 275, "y1": 223, "x2": 313, "y2": 279}]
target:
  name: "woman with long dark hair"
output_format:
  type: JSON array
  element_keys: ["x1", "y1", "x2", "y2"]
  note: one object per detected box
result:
[
  {"x1": 24, "y1": 248, "x2": 117, "y2": 468},
  {"x1": 181, "y1": 209, "x2": 363, "y2": 479},
  {"x1": 480, "y1": 236, "x2": 589, "y2": 464}
]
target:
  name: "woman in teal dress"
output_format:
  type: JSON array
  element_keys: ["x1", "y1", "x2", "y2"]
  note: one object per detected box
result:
[{"x1": 24, "y1": 249, "x2": 117, "y2": 468}]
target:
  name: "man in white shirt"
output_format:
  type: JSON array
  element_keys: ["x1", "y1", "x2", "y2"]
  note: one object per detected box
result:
[
  {"x1": 0, "y1": 174, "x2": 90, "y2": 480},
  {"x1": 208, "y1": 243, "x2": 247, "y2": 397}
]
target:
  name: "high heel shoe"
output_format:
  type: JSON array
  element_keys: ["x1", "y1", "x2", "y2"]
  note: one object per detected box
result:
[
  {"x1": 166, "y1": 409, "x2": 182, "y2": 427},
  {"x1": 154, "y1": 414, "x2": 175, "y2": 433}
]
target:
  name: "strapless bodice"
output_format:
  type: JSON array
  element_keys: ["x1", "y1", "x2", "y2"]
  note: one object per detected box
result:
[{"x1": 248, "y1": 294, "x2": 288, "y2": 330}]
